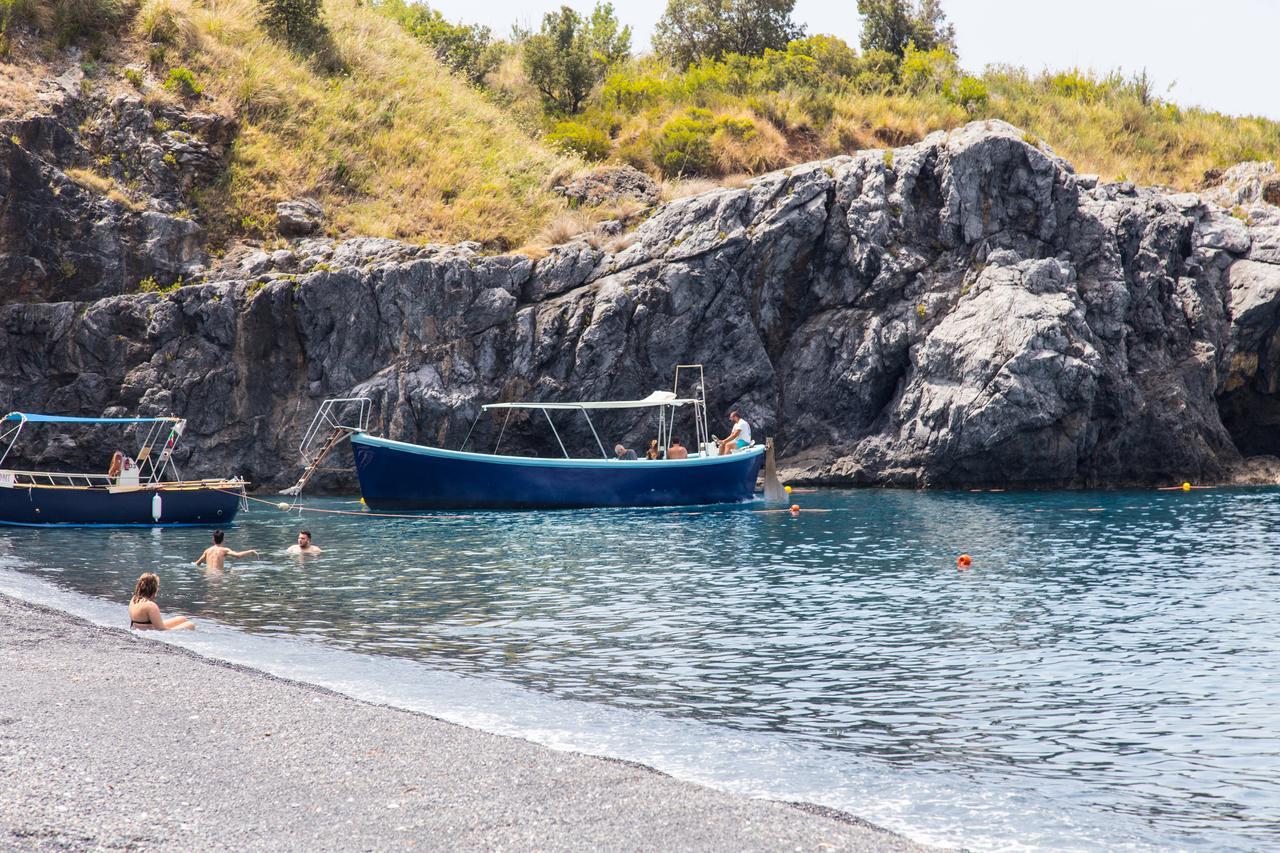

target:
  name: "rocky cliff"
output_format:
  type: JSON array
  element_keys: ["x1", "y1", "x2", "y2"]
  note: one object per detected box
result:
[{"x1": 3, "y1": 97, "x2": 1280, "y2": 490}]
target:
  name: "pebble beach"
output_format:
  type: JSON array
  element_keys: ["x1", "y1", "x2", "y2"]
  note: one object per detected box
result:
[{"x1": 0, "y1": 594, "x2": 929, "y2": 851}]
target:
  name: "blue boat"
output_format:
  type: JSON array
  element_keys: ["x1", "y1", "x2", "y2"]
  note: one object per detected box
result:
[
  {"x1": 0, "y1": 413, "x2": 247, "y2": 527},
  {"x1": 303, "y1": 367, "x2": 768, "y2": 510}
]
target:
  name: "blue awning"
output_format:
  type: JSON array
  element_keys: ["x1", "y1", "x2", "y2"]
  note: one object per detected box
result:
[{"x1": 3, "y1": 413, "x2": 181, "y2": 424}]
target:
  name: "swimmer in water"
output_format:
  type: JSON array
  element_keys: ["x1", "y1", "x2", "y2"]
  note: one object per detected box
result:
[
  {"x1": 128, "y1": 572, "x2": 194, "y2": 631},
  {"x1": 286, "y1": 530, "x2": 323, "y2": 555},
  {"x1": 194, "y1": 530, "x2": 258, "y2": 570}
]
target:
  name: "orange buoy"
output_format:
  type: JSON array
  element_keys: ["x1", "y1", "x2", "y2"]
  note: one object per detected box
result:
[
  {"x1": 790, "y1": 504, "x2": 800, "y2": 513},
  {"x1": 957, "y1": 554, "x2": 972, "y2": 569}
]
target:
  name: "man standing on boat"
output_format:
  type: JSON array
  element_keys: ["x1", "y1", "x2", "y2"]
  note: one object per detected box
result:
[
  {"x1": 718, "y1": 411, "x2": 752, "y2": 455},
  {"x1": 194, "y1": 530, "x2": 258, "y2": 570}
]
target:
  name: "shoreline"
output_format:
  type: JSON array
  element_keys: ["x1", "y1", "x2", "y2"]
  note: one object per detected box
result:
[{"x1": 0, "y1": 592, "x2": 933, "y2": 851}]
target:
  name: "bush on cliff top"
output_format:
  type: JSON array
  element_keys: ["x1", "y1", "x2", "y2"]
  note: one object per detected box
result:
[{"x1": 457, "y1": 4, "x2": 1278, "y2": 192}]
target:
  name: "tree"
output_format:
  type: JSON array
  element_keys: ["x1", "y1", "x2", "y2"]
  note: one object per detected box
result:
[
  {"x1": 523, "y1": 3, "x2": 629, "y2": 114},
  {"x1": 586, "y1": 2, "x2": 632, "y2": 67},
  {"x1": 653, "y1": 0, "x2": 805, "y2": 68},
  {"x1": 258, "y1": 0, "x2": 330, "y2": 53},
  {"x1": 856, "y1": 0, "x2": 955, "y2": 58}
]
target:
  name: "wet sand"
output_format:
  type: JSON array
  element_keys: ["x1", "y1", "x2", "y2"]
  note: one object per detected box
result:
[{"x1": 0, "y1": 594, "x2": 932, "y2": 851}]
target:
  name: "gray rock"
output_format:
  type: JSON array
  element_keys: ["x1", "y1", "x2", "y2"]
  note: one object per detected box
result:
[
  {"x1": 276, "y1": 198, "x2": 324, "y2": 237},
  {"x1": 5, "y1": 119, "x2": 1280, "y2": 491},
  {"x1": 556, "y1": 165, "x2": 660, "y2": 208},
  {"x1": 1202, "y1": 161, "x2": 1280, "y2": 208}
]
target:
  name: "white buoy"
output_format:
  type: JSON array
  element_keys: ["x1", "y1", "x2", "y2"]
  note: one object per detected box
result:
[{"x1": 151, "y1": 493, "x2": 162, "y2": 522}]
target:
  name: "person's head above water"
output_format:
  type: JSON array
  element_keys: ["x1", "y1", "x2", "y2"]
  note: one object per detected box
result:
[
  {"x1": 132, "y1": 572, "x2": 159, "y2": 603},
  {"x1": 297, "y1": 530, "x2": 312, "y2": 548},
  {"x1": 212, "y1": 530, "x2": 224, "y2": 545}
]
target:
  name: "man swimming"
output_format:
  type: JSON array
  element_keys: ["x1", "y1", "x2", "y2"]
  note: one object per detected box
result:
[
  {"x1": 287, "y1": 530, "x2": 323, "y2": 555},
  {"x1": 194, "y1": 530, "x2": 258, "y2": 570}
]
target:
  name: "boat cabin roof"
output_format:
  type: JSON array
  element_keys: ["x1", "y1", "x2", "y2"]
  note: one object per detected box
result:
[
  {"x1": 3, "y1": 412, "x2": 182, "y2": 425},
  {"x1": 482, "y1": 391, "x2": 700, "y2": 412}
]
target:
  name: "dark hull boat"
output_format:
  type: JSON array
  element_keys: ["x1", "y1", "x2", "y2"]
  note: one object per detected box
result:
[
  {"x1": 0, "y1": 413, "x2": 246, "y2": 527},
  {"x1": 298, "y1": 366, "x2": 771, "y2": 511},
  {"x1": 350, "y1": 433, "x2": 765, "y2": 510},
  {"x1": 0, "y1": 481, "x2": 245, "y2": 527}
]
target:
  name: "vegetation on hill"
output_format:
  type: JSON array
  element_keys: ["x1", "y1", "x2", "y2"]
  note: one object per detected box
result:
[
  {"x1": 2, "y1": 0, "x2": 582, "y2": 249},
  {"x1": 386, "y1": 0, "x2": 1280, "y2": 193},
  {"x1": 1, "y1": 0, "x2": 1277, "y2": 253}
]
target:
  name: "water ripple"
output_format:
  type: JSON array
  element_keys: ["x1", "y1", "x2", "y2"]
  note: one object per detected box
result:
[{"x1": 2, "y1": 487, "x2": 1278, "y2": 850}]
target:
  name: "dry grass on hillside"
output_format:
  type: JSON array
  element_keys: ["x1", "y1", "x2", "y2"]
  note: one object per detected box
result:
[{"x1": 173, "y1": 0, "x2": 579, "y2": 248}]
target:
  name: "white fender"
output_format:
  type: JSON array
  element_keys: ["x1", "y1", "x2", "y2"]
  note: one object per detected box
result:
[{"x1": 151, "y1": 493, "x2": 162, "y2": 522}]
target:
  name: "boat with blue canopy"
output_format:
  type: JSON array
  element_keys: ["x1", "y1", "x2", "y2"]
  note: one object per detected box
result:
[
  {"x1": 298, "y1": 366, "x2": 768, "y2": 510},
  {"x1": 0, "y1": 413, "x2": 247, "y2": 527}
]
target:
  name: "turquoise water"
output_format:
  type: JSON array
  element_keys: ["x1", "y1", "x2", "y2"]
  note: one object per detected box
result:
[{"x1": 1, "y1": 487, "x2": 1278, "y2": 851}]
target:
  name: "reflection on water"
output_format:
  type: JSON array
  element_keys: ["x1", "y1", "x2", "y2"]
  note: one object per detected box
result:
[{"x1": 3, "y1": 488, "x2": 1280, "y2": 851}]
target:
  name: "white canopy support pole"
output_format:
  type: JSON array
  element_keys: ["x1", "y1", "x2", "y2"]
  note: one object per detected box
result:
[
  {"x1": 580, "y1": 408, "x2": 608, "y2": 459},
  {"x1": 0, "y1": 415, "x2": 25, "y2": 468},
  {"x1": 493, "y1": 408, "x2": 513, "y2": 455},
  {"x1": 542, "y1": 408, "x2": 569, "y2": 459}
]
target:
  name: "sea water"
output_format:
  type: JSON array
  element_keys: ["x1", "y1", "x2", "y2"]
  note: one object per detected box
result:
[{"x1": 1, "y1": 487, "x2": 1278, "y2": 852}]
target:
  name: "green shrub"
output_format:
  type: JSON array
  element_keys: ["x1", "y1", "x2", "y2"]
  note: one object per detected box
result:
[
  {"x1": 945, "y1": 75, "x2": 988, "y2": 112},
  {"x1": 123, "y1": 67, "x2": 144, "y2": 88},
  {"x1": 652, "y1": 108, "x2": 716, "y2": 177},
  {"x1": 163, "y1": 66, "x2": 202, "y2": 98},
  {"x1": 1047, "y1": 69, "x2": 1104, "y2": 103},
  {"x1": 138, "y1": 275, "x2": 183, "y2": 293},
  {"x1": 899, "y1": 43, "x2": 958, "y2": 94},
  {"x1": 546, "y1": 120, "x2": 611, "y2": 160}
]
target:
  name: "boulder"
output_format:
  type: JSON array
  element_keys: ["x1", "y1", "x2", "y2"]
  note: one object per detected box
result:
[
  {"x1": 556, "y1": 165, "x2": 660, "y2": 208},
  {"x1": 276, "y1": 198, "x2": 325, "y2": 237}
]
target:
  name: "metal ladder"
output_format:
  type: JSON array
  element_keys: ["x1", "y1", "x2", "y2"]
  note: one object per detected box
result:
[{"x1": 280, "y1": 398, "x2": 372, "y2": 497}]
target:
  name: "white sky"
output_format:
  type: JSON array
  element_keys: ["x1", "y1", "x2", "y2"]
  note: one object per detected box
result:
[{"x1": 425, "y1": 0, "x2": 1280, "y2": 120}]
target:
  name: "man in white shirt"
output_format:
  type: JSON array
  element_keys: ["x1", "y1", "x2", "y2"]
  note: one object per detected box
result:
[{"x1": 718, "y1": 411, "x2": 752, "y2": 455}]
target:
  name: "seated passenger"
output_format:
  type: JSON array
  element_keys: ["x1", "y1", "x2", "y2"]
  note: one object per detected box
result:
[
  {"x1": 108, "y1": 450, "x2": 124, "y2": 481},
  {"x1": 718, "y1": 411, "x2": 752, "y2": 455},
  {"x1": 666, "y1": 437, "x2": 688, "y2": 460},
  {"x1": 613, "y1": 443, "x2": 638, "y2": 461},
  {"x1": 645, "y1": 439, "x2": 660, "y2": 460}
]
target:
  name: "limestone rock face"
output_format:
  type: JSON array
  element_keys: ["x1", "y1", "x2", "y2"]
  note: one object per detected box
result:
[
  {"x1": 0, "y1": 83, "x2": 233, "y2": 303},
  {"x1": 4, "y1": 119, "x2": 1280, "y2": 491}
]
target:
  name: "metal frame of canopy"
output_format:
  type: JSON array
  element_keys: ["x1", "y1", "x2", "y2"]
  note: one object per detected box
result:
[
  {"x1": 0, "y1": 412, "x2": 190, "y2": 486},
  {"x1": 464, "y1": 366, "x2": 715, "y2": 461}
]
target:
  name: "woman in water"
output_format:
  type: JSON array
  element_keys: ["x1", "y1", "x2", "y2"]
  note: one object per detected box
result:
[{"x1": 128, "y1": 572, "x2": 194, "y2": 630}]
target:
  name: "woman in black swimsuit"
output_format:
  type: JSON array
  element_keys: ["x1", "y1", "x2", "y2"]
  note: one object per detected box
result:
[{"x1": 128, "y1": 572, "x2": 194, "y2": 631}]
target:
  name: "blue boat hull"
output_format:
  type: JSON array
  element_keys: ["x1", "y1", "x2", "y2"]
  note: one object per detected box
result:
[
  {"x1": 351, "y1": 433, "x2": 765, "y2": 510},
  {"x1": 0, "y1": 484, "x2": 245, "y2": 527}
]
